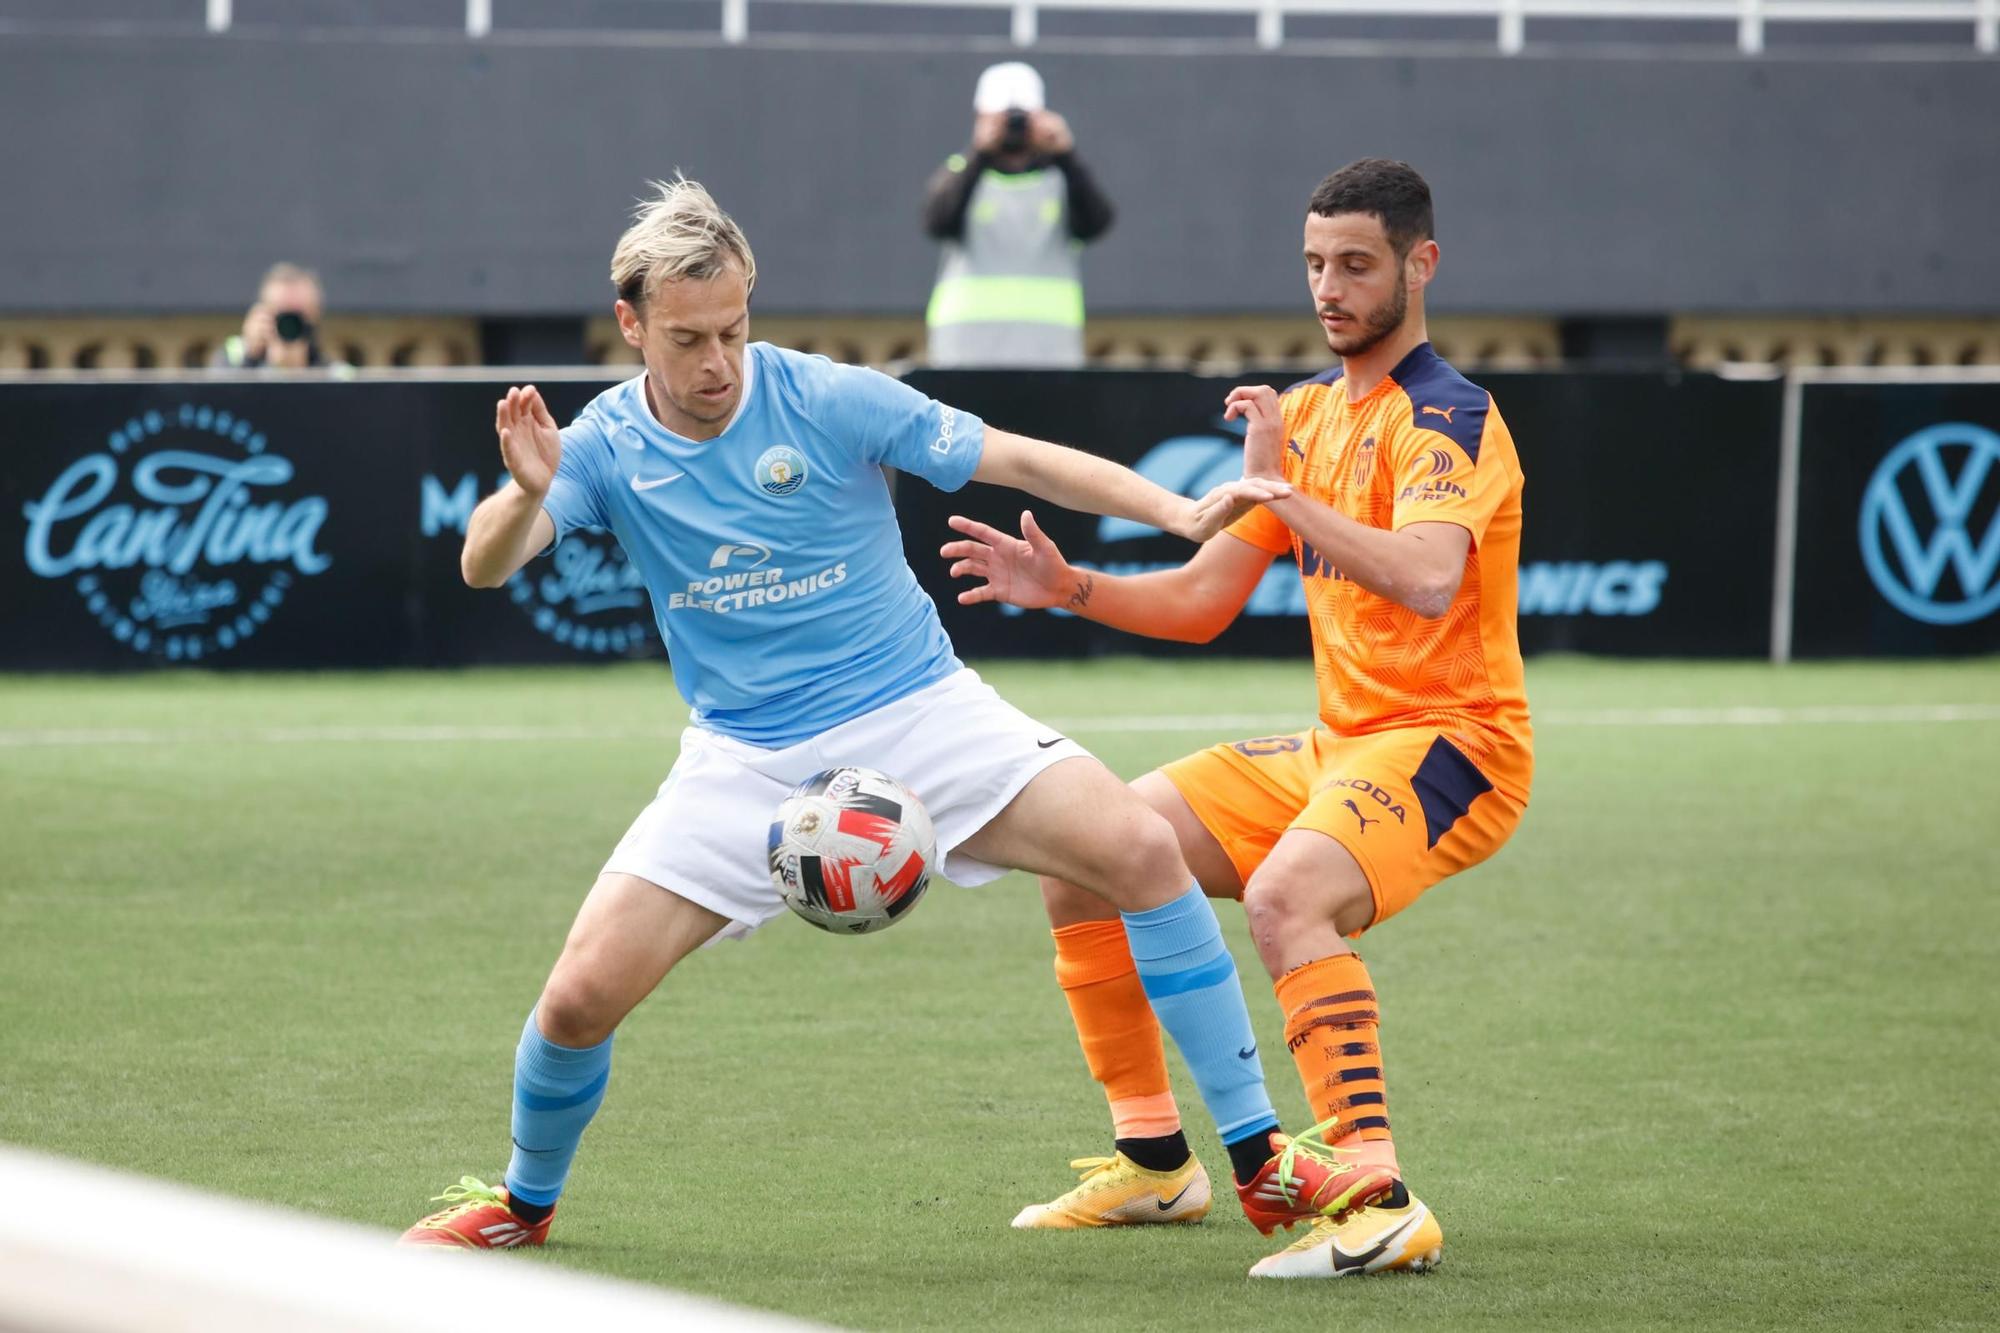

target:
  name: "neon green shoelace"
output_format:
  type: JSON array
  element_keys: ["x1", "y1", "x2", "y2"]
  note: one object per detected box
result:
[
  {"x1": 427, "y1": 1175, "x2": 508, "y2": 1218},
  {"x1": 1273, "y1": 1116, "x2": 1359, "y2": 1204}
]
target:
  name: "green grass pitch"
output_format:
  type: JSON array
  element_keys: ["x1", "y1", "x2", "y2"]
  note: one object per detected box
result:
[{"x1": 3, "y1": 657, "x2": 1997, "y2": 1329}]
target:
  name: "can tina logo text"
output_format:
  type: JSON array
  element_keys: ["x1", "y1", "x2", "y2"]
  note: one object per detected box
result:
[{"x1": 21, "y1": 404, "x2": 331, "y2": 661}]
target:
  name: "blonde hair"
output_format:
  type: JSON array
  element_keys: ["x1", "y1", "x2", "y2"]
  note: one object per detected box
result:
[{"x1": 610, "y1": 177, "x2": 757, "y2": 309}]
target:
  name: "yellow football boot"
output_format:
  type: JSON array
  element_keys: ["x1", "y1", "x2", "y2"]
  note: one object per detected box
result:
[
  {"x1": 1011, "y1": 1151, "x2": 1211, "y2": 1229},
  {"x1": 1247, "y1": 1183, "x2": 1442, "y2": 1278}
]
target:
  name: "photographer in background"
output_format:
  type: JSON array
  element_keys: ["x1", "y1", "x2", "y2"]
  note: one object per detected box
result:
[
  {"x1": 211, "y1": 262, "x2": 340, "y2": 370},
  {"x1": 923, "y1": 62, "x2": 1115, "y2": 368}
]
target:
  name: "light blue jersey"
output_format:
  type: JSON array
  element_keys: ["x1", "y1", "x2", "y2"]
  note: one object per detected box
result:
[{"x1": 540, "y1": 343, "x2": 984, "y2": 747}]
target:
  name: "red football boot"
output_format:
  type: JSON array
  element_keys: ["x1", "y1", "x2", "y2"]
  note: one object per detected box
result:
[
  {"x1": 1234, "y1": 1122, "x2": 1399, "y2": 1236},
  {"x1": 397, "y1": 1176, "x2": 553, "y2": 1249}
]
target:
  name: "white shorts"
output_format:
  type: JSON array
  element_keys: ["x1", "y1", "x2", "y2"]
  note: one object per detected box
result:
[{"x1": 603, "y1": 668, "x2": 1092, "y2": 940}]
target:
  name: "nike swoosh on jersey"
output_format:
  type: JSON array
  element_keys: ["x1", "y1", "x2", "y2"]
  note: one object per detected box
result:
[
  {"x1": 630, "y1": 472, "x2": 686, "y2": 491},
  {"x1": 1036, "y1": 737, "x2": 1066, "y2": 748}
]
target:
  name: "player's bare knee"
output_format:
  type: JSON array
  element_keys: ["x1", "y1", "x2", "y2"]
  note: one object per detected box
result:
[
  {"x1": 1109, "y1": 813, "x2": 1193, "y2": 908},
  {"x1": 1242, "y1": 864, "x2": 1343, "y2": 949},
  {"x1": 535, "y1": 972, "x2": 621, "y2": 1049},
  {"x1": 1241, "y1": 871, "x2": 1306, "y2": 956},
  {"x1": 1243, "y1": 863, "x2": 1373, "y2": 963}
]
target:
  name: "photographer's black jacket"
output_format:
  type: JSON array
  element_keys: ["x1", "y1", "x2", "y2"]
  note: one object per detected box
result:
[{"x1": 922, "y1": 150, "x2": 1116, "y2": 244}]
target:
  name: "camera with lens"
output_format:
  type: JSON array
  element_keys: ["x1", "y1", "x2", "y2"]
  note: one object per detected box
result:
[
  {"x1": 273, "y1": 310, "x2": 312, "y2": 343},
  {"x1": 1001, "y1": 108, "x2": 1030, "y2": 152}
]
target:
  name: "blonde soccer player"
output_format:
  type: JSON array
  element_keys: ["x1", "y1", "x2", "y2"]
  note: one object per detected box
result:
[{"x1": 398, "y1": 179, "x2": 1393, "y2": 1255}]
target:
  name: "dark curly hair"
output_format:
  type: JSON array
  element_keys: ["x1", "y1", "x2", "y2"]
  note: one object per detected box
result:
[{"x1": 1307, "y1": 159, "x2": 1434, "y2": 258}]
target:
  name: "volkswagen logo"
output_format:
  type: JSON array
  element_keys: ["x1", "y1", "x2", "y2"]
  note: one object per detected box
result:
[{"x1": 1858, "y1": 422, "x2": 2000, "y2": 626}]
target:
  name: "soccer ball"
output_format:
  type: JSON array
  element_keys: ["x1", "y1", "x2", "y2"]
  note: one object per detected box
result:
[{"x1": 769, "y1": 767, "x2": 936, "y2": 935}]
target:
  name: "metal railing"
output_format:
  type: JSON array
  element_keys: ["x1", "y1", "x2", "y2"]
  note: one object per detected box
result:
[{"x1": 202, "y1": 0, "x2": 1998, "y2": 53}]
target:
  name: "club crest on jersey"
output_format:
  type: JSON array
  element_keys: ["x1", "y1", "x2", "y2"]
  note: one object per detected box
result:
[
  {"x1": 1353, "y1": 436, "x2": 1378, "y2": 487},
  {"x1": 755, "y1": 446, "x2": 808, "y2": 497}
]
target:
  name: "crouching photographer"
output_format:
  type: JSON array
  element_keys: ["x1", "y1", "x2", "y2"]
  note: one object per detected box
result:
[{"x1": 212, "y1": 262, "x2": 337, "y2": 370}]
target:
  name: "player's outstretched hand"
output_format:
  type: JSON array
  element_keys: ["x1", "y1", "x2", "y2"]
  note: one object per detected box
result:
[
  {"x1": 941, "y1": 511, "x2": 1073, "y2": 609},
  {"x1": 1223, "y1": 385, "x2": 1287, "y2": 482},
  {"x1": 495, "y1": 385, "x2": 563, "y2": 498},
  {"x1": 1178, "y1": 477, "x2": 1293, "y2": 543}
]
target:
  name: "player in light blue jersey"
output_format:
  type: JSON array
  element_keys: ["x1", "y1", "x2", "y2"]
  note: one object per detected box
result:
[
  {"x1": 543, "y1": 336, "x2": 993, "y2": 747},
  {"x1": 400, "y1": 180, "x2": 1366, "y2": 1255}
]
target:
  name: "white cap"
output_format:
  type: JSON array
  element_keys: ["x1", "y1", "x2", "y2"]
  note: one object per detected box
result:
[{"x1": 973, "y1": 62, "x2": 1045, "y2": 114}]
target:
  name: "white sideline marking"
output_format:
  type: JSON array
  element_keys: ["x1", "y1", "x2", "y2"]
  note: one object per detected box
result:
[
  {"x1": 2, "y1": 703, "x2": 1999, "y2": 748},
  {"x1": 0, "y1": 1147, "x2": 816, "y2": 1333},
  {"x1": 1536, "y1": 703, "x2": 2000, "y2": 727}
]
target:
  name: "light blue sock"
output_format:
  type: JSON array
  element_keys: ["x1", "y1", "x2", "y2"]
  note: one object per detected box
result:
[
  {"x1": 1121, "y1": 885, "x2": 1280, "y2": 1146},
  {"x1": 503, "y1": 1010, "x2": 613, "y2": 1208}
]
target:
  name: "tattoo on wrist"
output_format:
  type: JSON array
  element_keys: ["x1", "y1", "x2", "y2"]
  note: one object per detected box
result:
[{"x1": 1066, "y1": 572, "x2": 1095, "y2": 610}]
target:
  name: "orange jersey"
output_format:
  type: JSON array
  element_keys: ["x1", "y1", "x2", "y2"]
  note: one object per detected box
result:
[{"x1": 1226, "y1": 342, "x2": 1532, "y2": 799}]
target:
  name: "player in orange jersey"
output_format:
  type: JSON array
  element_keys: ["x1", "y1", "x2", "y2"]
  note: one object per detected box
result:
[{"x1": 944, "y1": 158, "x2": 1529, "y2": 1277}]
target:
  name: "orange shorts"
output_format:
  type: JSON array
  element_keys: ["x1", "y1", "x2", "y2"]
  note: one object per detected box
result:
[{"x1": 1161, "y1": 727, "x2": 1526, "y2": 931}]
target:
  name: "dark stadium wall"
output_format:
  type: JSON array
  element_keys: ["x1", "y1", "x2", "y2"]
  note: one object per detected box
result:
[{"x1": 3, "y1": 31, "x2": 1996, "y2": 318}]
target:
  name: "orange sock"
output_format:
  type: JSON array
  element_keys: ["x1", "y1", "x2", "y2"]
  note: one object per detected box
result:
[
  {"x1": 1052, "y1": 920, "x2": 1181, "y2": 1140},
  {"x1": 1274, "y1": 953, "x2": 1401, "y2": 1176}
]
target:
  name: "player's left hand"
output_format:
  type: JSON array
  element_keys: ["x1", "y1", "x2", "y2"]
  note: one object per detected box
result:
[
  {"x1": 1175, "y1": 476, "x2": 1293, "y2": 543},
  {"x1": 1224, "y1": 385, "x2": 1287, "y2": 482},
  {"x1": 941, "y1": 511, "x2": 1073, "y2": 608},
  {"x1": 1031, "y1": 111, "x2": 1075, "y2": 156}
]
